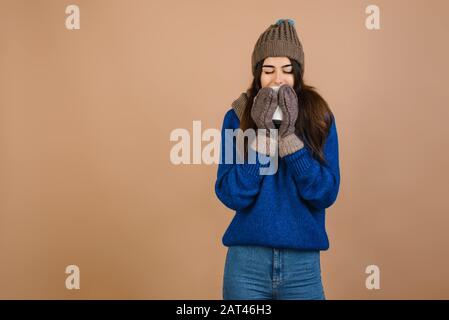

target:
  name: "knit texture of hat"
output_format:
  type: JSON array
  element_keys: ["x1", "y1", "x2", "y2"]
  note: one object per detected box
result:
[{"x1": 251, "y1": 18, "x2": 304, "y2": 76}]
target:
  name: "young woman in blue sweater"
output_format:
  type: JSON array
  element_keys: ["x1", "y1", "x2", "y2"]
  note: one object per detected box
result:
[{"x1": 214, "y1": 19, "x2": 341, "y2": 300}]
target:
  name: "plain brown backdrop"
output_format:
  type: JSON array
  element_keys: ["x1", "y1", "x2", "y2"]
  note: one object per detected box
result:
[{"x1": 1, "y1": 0, "x2": 448, "y2": 299}]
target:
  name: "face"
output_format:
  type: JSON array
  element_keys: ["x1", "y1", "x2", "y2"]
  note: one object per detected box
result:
[{"x1": 260, "y1": 56, "x2": 294, "y2": 88}]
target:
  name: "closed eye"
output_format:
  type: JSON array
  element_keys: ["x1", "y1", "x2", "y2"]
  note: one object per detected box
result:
[
  {"x1": 263, "y1": 70, "x2": 293, "y2": 74},
  {"x1": 262, "y1": 64, "x2": 293, "y2": 74}
]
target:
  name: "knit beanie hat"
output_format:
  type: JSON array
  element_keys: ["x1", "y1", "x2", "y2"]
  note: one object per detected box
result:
[{"x1": 251, "y1": 18, "x2": 305, "y2": 76}]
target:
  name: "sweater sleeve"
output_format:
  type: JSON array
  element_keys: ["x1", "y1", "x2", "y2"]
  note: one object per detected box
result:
[
  {"x1": 214, "y1": 110, "x2": 267, "y2": 211},
  {"x1": 283, "y1": 116, "x2": 341, "y2": 211}
]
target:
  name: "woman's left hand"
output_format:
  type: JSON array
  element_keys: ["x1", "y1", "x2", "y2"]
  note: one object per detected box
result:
[
  {"x1": 277, "y1": 85, "x2": 304, "y2": 157},
  {"x1": 278, "y1": 84, "x2": 299, "y2": 138}
]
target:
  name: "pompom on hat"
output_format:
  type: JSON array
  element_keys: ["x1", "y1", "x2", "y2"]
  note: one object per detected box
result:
[{"x1": 251, "y1": 18, "x2": 305, "y2": 76}]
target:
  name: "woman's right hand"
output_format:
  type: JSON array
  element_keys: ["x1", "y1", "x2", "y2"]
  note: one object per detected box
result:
[
  {"x1": 248, "y1": 87, "x2": 278, "y2": 156},
  {"x1": 250, "y1": 87, "x2": 278, "y2": 130}
]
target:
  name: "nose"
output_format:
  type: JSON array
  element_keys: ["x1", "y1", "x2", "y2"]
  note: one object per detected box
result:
[
  {"x1": 273, "y1": 81, "x2": 284, "y2": 86},
  {"x1": 273, "y1": 71, "x2": 285, "y2": 86}
]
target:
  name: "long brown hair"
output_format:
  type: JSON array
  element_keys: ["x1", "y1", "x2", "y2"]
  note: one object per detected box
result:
[{"x1": 240, "y1": 58, "x2": 334, "y2": 165}]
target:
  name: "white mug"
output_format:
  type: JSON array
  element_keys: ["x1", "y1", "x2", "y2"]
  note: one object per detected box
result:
[{"x1": 270, "y1": 86, "x2": 283, "y2": 121}]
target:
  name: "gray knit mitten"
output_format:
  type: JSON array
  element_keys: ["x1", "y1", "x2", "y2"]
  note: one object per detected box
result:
[
  {"x1": 249, "y1": 87, "x2": 279, "y2": 156},
  {"x1": 277, "y1": 85, "x2": 304, "y2": 157}
]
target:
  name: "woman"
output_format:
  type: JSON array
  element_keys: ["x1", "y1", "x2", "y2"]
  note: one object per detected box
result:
[{"x1": 214, "y1": 19, "x2": 340, "y2": 300}]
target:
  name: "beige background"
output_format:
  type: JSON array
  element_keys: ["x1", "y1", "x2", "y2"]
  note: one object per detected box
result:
[{"x1": 1, "y1": 0, "x2": 448, "y2": 299}]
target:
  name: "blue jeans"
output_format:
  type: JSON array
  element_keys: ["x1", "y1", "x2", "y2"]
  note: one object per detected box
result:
[{"x1": 223, "y1": 245, "x2": 325, "y2": 300}]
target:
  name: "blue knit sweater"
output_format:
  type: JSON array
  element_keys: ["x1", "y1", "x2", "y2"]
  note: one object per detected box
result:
[{"x1": 214, "y1": 108, "x2": 340, "y2": 251}]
